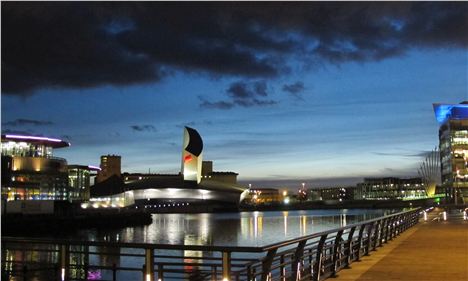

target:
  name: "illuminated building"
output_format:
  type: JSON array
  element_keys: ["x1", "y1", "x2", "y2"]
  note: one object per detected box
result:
[
  {"x1": 242, "y1": 188, "x2": 283, "y2": 205},
  {"x1": 89, "y1": 127, "x2": 247, "y2": 209},
  {"x1": 433, "y1": 102, "x2": 468, "y2": 203},
  {"x1": 1, "y1": 134, "x2": 70, "y2": 201},
  {"x1": 307, "y1": 187, "x2": 355, "y2": 201},
  {"x1": 68, "y1": 165, "x2": 100, "y2": 201},
  {"x1": 181, "y1": 127, "x2": 203, "y2": 183},
  {"x1": 356, "y1": 177, "x2": 426, "y2": 200},
  {"x1": 96, "y1": 155, "x2": 121, "y2": 183},
  {"x1": 201, "y1": 161, "x2": 238, "y2": 184}
]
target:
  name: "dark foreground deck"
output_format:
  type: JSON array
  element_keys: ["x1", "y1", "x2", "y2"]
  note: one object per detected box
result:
[{"x1": 335, "y1": 207, "x2": 468, "y2": 281}]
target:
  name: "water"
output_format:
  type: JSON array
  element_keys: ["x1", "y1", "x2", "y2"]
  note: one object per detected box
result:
[
  {"x1": 63, "y1": 208, "x2": 395, "y2": 246},
  {"x1": 4, "y1": 209, "x2": 398, "y2": 280}
]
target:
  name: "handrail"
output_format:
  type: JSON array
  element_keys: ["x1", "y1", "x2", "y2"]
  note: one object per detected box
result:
[
  {"x1": 2, "y1": 208, "x2": 422, "y2": 281},
  {"x1": 261, "y1": 208, "x2": 417, "y2": 251}
]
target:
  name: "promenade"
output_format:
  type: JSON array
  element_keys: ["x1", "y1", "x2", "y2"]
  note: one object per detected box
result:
[{"x1": 335, "y1": 207, "x2": 468, "y2": 281}]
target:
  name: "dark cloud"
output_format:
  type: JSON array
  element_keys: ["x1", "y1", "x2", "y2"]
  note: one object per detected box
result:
[
  {"x1": 130, "y1": 125, "x2": 157, "y2": 132},
  {"x1": 2, "y1": 2, "x2": 467, "y2": 95},
  {"x1": 1, "y1": 129, "x2": 35, "y2": 135},
  {"x1": 282, "y1": 81, "x2": 305, "y2": 99},
  {"x1": 175, "y1": 120, "x2": 212, "y2": 129},
  {"x1": 2, "y1": 118, "x2": 54, "y2": 126},
  {"x1": 200, "y1": 81, "x2": 277, "y2": 110},
  {"x1": 372, "y1": 150, "x2": 433, "y2": 158}
]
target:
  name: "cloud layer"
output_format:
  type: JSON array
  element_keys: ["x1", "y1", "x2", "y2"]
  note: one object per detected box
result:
[
  {"x1": 2, "y1": 118, "x2": 54, "y2": 126},
  {"x1": 130, "y1": 125, "x2": 157, "y2": 132},
  {"x1": 2, "y1": 2, "x2": 467, "y2": 95},
  {"x1": 200, "y1": 81, "x2": 276, "y2": 109}
]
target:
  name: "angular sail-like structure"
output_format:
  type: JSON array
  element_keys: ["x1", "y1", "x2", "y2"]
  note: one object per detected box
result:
[{"x1": 181, "y1": 127, "x2": 203, "y2": 183}]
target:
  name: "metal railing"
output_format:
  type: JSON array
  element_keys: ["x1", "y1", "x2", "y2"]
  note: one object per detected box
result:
[{"x1": 2, "y1": 208, "x2": 421, "y2": 281}]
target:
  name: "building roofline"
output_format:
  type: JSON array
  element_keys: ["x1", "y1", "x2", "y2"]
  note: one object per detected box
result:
[
  {"x1": 68, "y1": 164, "x2": 101, "y2": 171},
  {"x1": 433, "y1": 102, "x2": 468, "y2": 125},
  {"x1": 1, "y1": 134, "x2": 70, "y2": 148}
]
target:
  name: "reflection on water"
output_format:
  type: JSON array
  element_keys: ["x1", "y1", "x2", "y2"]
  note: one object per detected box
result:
[
  {"x1": 3, "y1": 209, "x2": 396, "y2": 280},
  {"x1": 73, "y1": 208, "x2": 393, "y2": 247}
]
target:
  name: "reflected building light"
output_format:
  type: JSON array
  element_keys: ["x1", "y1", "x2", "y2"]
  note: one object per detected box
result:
[
  {"x1": 254, "y1": 216, "x2": 258, "y2": 238},
  {"x1": 300, "y1": 215, "x2": 307, "y2": 235},
  {"x1": 283, "y1": 211, "x2": 288, "y2": 236}
]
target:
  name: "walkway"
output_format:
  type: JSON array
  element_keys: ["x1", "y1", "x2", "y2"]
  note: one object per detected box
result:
[{"x1": 335, "y1": 208, "x2": 468, "y2": 281}]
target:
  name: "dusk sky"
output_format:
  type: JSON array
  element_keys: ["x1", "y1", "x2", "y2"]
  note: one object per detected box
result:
[{"x1": 2, "y1": 2, "x2": 467, "y2": 188}]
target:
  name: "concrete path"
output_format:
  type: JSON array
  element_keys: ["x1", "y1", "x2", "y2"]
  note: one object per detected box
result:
[{"x1": 334, "y1": 208, "x2": 468, "y2": 281}]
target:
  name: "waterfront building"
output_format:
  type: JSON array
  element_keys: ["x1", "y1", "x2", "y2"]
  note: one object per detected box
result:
[
  {"x1": 181, "y1": 127, "x2": 203, "y2": 183},
  {"x1": 201, "y1": 161, "x2": 238, "y2": 184},
  {"x1": 433, "y1": 102, "x2": 468, "y2": 203},
  {"x1": 88, "y1": 127, "x2": 247, "y2": 210},
  {"x1": 96, "y1": 155, "x2": 121, "y2": 183},
  {"x1": 356, "y1": 177, "x2": 426, "y2": 200},
  {"x1": 242, "y1": 188, "x2": 284, "y2": 205},
  {"x1": 68, "y1": 165, "x2": 101, "y2": 201},
  {"x1": 1, "y1": 134, "x2": 70, "y2": 201},
  {"x1": 307, "y1": 186, "x2": 355, "y2": 201}
]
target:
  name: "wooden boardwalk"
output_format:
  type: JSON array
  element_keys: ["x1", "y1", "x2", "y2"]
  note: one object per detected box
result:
[{"x1": 334, "y1": 208, "x2": 468, "y2": 281}]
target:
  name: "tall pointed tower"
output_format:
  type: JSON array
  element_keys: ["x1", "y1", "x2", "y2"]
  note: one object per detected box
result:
[{"x1": 181, "y1": 127, "x2": 203, "y2": 183}]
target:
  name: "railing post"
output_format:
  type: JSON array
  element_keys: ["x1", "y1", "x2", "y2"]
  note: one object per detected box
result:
[
  {"x1": 158, "y1": 263, "x2": 164, "y2": 281},
  {"x1": 404, "y1": 213, "x2": 410, "y2": 230},
  {"x1": 222, "y1": 251, "x2": 231, "y2": 281},
  {"x1": 312, "y1": 234, "x2": 327, "y2": 281},
  {"x1": 384, "y1": 219, "x2": 390, "y2": 243},
  {"x1": 291, "y1": 240, "x2": 306, "y2": 280},
  {"x1": 60, "y1": 244, "x2": 69, "y2": 281},
  {"x1": 331, "y1": 230, "x2": 344, "y2": 277},
  {"x1": 280, "y1": 254, "x2": 286, "y2": 281},
  {"x1": 246, "y1": 265, "x2": 252, "y2": 281},
  {"x1": 372, "y1": 221, "x2": 380, "y2": 251},
  {"x1": 356, "y1": 224, "x2": 366, "y2": 261},
  {"x1": 365, "y1": 223, "x2": 374, "y2": 256},
  {"x1": 388, "y1": 217, "x2": 395, "y2": 241},
  {"x1": 261, "y1": 248, "x2": 277, "y2": 281},
  {"x1": 23, "y1": 265, "x2": 27, "y2": 281},
  {"x1": 112, "y1": 263, "x2": 117, "y2": 281},
  {"x1": 395, "y1": 215, "x2": 402, "y2": 236},
  {"x1": 344, "y1": 226, "x2": 356, "y2": 268},
  {"x1": 144, "y1": 248, "x2": 154, "y2": 281},
  {"x1": 211, "y1": 265, "x2": 217, "y2": 281}
]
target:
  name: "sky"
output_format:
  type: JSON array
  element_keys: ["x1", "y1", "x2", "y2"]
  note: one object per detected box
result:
[{"x1": 2, "y1": 2, "x2": 467, "y2": 188}]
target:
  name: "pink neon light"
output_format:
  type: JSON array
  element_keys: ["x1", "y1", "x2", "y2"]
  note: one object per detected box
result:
[
  {"x1": 88, "y1": 165, "x2": 101, "y2": 171},
  {"x1": 5, "y1": 134, "x2": 62, "y2": 142},
  {"x1": 87, "y1": 270, "x2": 101, "y2": 280}
]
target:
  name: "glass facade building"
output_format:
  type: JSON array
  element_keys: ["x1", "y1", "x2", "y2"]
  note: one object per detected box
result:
[
  {"x1": 433, "y1": 102, "x2": 468, "y2": 203},
  {"x1": 68, "y1": 165, "x2": 100, "y2": 201},
  {"x1": 1, "y1": 135, "x2": 70, "y2": 201},
  {"x1": 356, "y1": 177, "x2": 426, "y2": 200}
]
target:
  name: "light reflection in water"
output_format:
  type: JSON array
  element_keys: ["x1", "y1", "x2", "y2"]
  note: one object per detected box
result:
[{"x1": 3, "y1": 209, "x2": 396, "y2": 280}]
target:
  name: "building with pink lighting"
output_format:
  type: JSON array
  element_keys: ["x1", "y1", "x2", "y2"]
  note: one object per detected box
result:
[{"x1": 1, "y1": 134, "x2": 70, "y2": 201}]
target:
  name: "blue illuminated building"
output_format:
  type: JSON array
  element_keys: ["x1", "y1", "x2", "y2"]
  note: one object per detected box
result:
[{"x1": 433, "y1": 102, "x2": 468, "y2": 204}]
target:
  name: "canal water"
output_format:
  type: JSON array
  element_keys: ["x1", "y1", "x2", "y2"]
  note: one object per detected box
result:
[
  {"x1": 76, "y1": 208, "x2": 396, "y2": 247},
  {"x1": 4, "y1": 209, "x2": 398, "y2": 280}
]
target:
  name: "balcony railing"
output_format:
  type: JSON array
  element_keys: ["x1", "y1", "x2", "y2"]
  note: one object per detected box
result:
[{"x1": 1, "y1": 208, "x2": 421, "y2": 281}]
